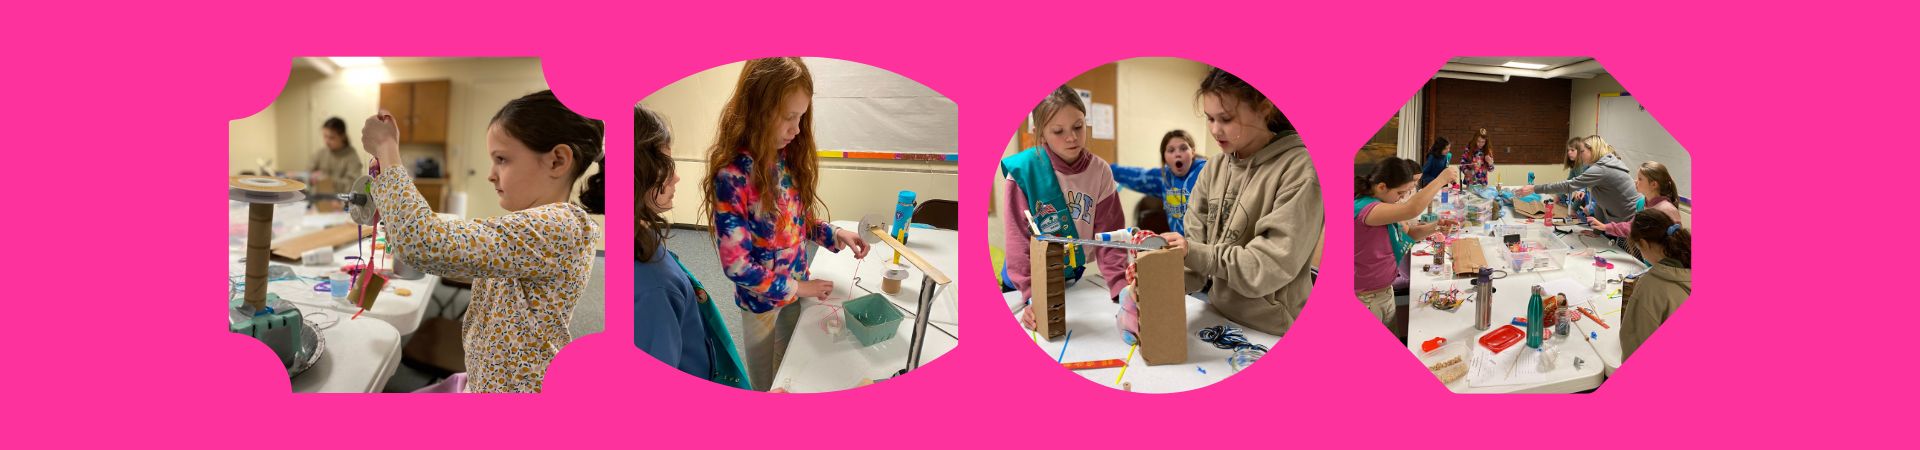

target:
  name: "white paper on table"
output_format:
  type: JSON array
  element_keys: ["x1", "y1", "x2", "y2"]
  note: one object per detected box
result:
[
  {"x1": 1537, "y1": 278, "x2": 1598, "y2": 311},
  {"x1": 1467, "y1": 344, "x2": 1547, "y2": 388}
]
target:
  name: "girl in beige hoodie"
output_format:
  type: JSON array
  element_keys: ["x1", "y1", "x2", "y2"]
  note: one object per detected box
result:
[
  {"x1": 1621, "y1": 210, "x2": 1693, "y2": 360},
  {"x1": 1159, "y1": 68, "x2": 1324, "y2": 337}
]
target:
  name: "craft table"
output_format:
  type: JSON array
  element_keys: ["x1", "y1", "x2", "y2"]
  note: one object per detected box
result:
[
  {"x1": 769, "y1": 221, "x2": 960, "y2": 393},
  {"x1": 1002, "y1": 271, "x2": 1278, "y2": 393},
  {"x1": 228, "y1": 201, "x2": 441, "y2": 392},
  {"x1": 1405, "y1": 194, "x2": 1646, "y2": 393}
]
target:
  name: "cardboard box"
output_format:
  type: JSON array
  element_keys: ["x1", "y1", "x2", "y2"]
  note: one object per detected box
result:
[{"x1": 1134, "y1": 246, "x2": 1188, "y2": 365}]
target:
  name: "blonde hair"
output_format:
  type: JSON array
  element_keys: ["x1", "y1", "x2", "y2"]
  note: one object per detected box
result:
[
  {"x1": 1030, "y1": 85, "x2": 1086, "y2": 135},
  {"x1": 1582, "y1": 135, "x2": 1614, "y2": 163}
]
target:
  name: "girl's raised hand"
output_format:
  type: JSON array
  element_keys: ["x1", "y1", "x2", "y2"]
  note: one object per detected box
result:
[
  {"x1": 834, "y1": 227, "x2": 871, "y2": 259},
  {"x1": 361, "y1": 111, "x2": 402, "y2": 164}
]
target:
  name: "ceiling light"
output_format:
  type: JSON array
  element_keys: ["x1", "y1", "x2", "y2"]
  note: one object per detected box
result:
[
  {"x1": 328, "y1": 57, "x2": 384, "y2": 68},
  {"x1": 1501, "y1": 61, "x2": 1550, "y2": 70}
]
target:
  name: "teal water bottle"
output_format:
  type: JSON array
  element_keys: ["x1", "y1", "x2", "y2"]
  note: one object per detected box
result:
[{"x1": 1526, "y1": 285, "x2": 1545, "y2": 349}]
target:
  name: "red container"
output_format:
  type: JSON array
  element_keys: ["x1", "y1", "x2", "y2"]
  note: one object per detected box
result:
[{"x1": 1478, "y1": 325, "x2": 1525, "y2": 354}]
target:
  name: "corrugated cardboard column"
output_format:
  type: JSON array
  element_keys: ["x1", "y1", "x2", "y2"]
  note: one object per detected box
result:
[
  {"x1": 1031, "y1": 238, "x2": 1068, "y2": 340},
  {"x1": 1135, "y1": 246, "x2": 1187, "y2": 365}
]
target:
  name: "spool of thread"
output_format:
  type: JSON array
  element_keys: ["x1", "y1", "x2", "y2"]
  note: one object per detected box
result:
[{"x1": 881, "y1": 264, "x2": 910, "y2": 294}]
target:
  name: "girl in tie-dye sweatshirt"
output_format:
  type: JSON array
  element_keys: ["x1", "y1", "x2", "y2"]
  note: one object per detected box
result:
[{"x1": 701, "y1": 57, "x2": 870, "y2": 391}]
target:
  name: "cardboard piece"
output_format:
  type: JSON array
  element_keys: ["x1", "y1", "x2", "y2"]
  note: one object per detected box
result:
[
  {"x1": 1134, "y1": 246, "x2": 1188, "y2": 366},
  {"x1": 349, "y1": 270, "x2": 389, "y2": 311},
  {"x1": 1030, "y1": 238, "x2": 1068, "y2": 341},
  {"x1": 1511, "y1": 197, "x2": 1548, "y2": 218},
  {"x1": 1451, "y1": 238, "x2": 1487, "y2": 276},
  {"x1": 271, "y1": 224, "x2": 362, "y2": 261}
]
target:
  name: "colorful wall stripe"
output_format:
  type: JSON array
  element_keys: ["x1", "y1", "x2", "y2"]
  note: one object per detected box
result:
[{"x1": 818, "y1": 150, "x2": 959, "y2": 162}]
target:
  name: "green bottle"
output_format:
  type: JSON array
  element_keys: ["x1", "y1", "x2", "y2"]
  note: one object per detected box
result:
[{"x1": 1526, "y1": 285, "x2": 1545, "y2": 349}]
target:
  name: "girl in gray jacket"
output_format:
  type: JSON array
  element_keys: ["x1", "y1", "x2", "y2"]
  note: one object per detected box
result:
[{"x1": 1519, "y1": 135, "x2": 1643, "y2": 223}]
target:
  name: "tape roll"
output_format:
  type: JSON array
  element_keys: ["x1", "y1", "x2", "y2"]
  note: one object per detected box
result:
[
  {"x1": 228, "y1": 176, "x2": 307, "y2": 204},
  {"x1": 229, "y1": 176, "x2": 306, "y2": 192}
]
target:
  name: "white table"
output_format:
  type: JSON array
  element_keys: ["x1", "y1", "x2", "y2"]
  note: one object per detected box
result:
[
  {"x1": 1405, "y1": 200, "x2": 1645, "y2": 393},
  {"x1": 1562, "y1": 232, "x2": 1642, "y2": 376},
  {"x1": 228, "y1": 202, "x2": 439, "y2": 393},
  {"x1": 1002, "y1": 271, "x2": 1278, "y2": 393},
  {"x1": 287, "y1": 315, "x2": 403, "y2": 393},
  {"x1": 770, "y1": 222, "x2": 961, "y2": 393}
]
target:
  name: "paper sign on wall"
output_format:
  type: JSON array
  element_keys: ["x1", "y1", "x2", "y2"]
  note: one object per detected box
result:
[{"x1": 1089, "y1": 103, "x2": 1115, "y2": 140}]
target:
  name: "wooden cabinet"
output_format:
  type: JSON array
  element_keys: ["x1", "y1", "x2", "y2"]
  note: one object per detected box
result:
[
  {"x1": 378, "y1": 80, "x2": 451, "y2": 145},
  {"x1": 413, "y1": 177, "x2": 447, "y2": 212},
  {"x1": 379, "y1": 79, "x2": 452, "y2": 212}
]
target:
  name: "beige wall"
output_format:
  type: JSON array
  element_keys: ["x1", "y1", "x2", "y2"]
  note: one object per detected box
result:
[
  {"x1": 642, "y1": 60, "x2": 959, "y2": 226},
  {"x1": 234, "y1": 58, "x2": 553, "y2": 221},
  {"x1": 1112, "y1": 57, "x2": 1214, "y2": 224}
]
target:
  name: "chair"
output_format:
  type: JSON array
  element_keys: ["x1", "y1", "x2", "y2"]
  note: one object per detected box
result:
[
  {"x1": 1133, "y1": 196, "x2": 1170, "y2": 234},
  {"x1": 912, "y1": 199, "x2": 959, "y2": 230}
]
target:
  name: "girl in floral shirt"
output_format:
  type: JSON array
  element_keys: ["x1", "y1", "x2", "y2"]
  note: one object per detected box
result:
[
  {"x1": 361, "y1": 90, "x2": 604, "y2": 393},
  {"x1": 1458, "y1": 128, "x2": 1495, "y2": 186},
  {"x1": 702, "y1": 58, "x2": 870, "y2": 390}
]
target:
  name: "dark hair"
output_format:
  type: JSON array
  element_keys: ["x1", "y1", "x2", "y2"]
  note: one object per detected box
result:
[
  {"x1": 322, "y1": 116, "x2": 353, "y2": 149},
  {"x1": 1628, "y1": 209, "x2": 1690, "y2": 268},
  {"x1": 1158, "y1": 129, "x2": 1194, "y2": 185},
  {"x1": 491, "y1": 90, "x2": 607, "y2": 213},
  {"x1": 1357, "y1": 157, "x2": 1420, "y2": 199},
  {"x1": 1196, "y1": 67, "x2": 1295, "y2": 137},
  {"x1": 635, "y1": 105, "x2": 675, "y2": 263},
  {"x1": 1563, "y1": 137, "x2": 1586, "y2": 170},
  {"x1": 1425, "y1": 136, "x2": 1451, "y2": 160}
]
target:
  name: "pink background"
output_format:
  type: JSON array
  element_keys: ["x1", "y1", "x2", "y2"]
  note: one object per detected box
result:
[{"x1": 5, "y1": 0, "x2": 1911, "y2": 446}]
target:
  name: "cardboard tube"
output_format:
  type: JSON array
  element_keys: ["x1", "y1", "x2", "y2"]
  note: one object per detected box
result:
[{"x1": 244, "y1": 203, "x2": 273, "y2": 310}]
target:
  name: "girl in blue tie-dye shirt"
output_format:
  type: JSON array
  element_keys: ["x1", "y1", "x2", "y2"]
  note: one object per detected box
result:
[
  {"x1": 1110, "y1": 129, "x2": 1206, "y2": 234},
  {"x1": 701, "y1": 57, "x2": 871, "y2": 390}
]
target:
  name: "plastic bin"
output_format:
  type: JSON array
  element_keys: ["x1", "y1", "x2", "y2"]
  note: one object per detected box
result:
[
  {"x1": 1492, "y1": 226, "x2": 1573, "y2": 273},
  {"x1": 844, "y1": 294, "x2": 905, "y2": 347}
]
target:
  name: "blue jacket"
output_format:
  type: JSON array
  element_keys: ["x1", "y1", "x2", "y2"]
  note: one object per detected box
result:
[
  {"x1": 1419, "y1": 152, "x2": 1450, "y2": 188},
  {"x1": 1111, "y1": 158, "x2": 1207, "y2": 234},
  {"x1": 634, "y1": 245, "x2": 712, "y2": 381}
]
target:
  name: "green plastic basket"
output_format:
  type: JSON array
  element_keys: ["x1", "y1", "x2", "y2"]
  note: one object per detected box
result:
[{"x1": 844, "y1": 294, "x2": 905, "y2": 347}]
